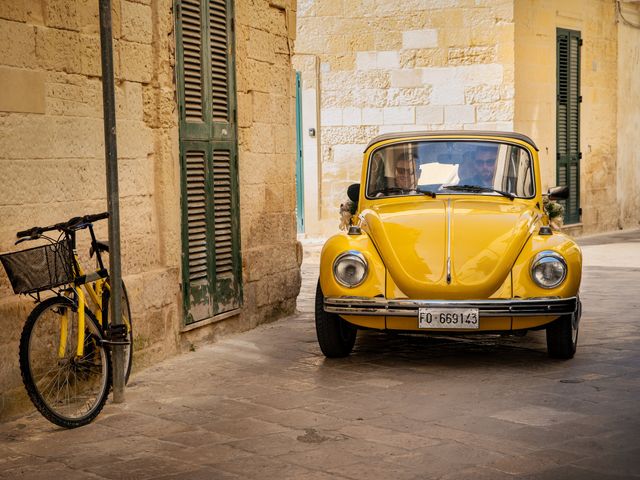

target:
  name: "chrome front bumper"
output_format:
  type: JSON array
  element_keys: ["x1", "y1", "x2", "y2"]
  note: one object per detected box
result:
[{"x1": 324, "y1": 296, "x2": 579, "y2": 317}]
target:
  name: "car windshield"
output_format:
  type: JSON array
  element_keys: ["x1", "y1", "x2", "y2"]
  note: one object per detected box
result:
[{"x1": 366, "y1": 140, "x2": 535, "y2": 199}]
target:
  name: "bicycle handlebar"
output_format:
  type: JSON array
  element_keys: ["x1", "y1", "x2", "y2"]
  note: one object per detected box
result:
[{"x1": 16, "y1": 212, "x2": 110, "y2": 239}]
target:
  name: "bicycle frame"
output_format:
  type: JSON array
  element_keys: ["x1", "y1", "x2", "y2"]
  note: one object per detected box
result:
[{"x1": 59, "y1": 223, "x2": 109, "y2": 359}]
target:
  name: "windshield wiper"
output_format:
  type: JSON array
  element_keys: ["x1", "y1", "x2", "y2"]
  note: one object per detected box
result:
[
  {"x1": 417, "y1": 188, "x2": 436, "y2": 198},
  {"x1": 441, "y1": 184, "x2": 515, "y2": 200},
  {"x1": 374, "y1": 187, "x2": 437, "y2": 198}
]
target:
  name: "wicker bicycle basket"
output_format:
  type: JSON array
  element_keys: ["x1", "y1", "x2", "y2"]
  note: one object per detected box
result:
[{"x1": 0, "y1": 240, "x2": 74, "y2": 294}]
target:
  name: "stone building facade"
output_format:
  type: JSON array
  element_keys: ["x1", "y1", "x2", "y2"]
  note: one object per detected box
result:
[
  {"x1": 294, "y1": 0, "x2": 640, "y2": 237},
  {"x1": 0, "y1": 0, "x2": 300, "y2": 419}
]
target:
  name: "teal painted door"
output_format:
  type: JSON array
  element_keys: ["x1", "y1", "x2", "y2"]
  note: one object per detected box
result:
[{"x1": 295, "y1": 72, "x2": 305, "y2": 233}]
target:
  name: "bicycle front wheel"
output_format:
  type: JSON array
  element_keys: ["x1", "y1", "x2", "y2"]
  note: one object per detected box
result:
[{"x1": 19, "y1": 296, "x2": 112, "y2": 428}]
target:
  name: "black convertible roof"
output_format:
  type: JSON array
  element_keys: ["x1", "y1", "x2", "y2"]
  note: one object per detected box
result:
[{"x1": 364, "y1": 130, "x2": 539, "y2": 152}]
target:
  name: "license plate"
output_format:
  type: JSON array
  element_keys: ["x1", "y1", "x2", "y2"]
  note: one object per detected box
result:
[{"x1": 418, "y1": 308, "x2": 479, "y2": 329}]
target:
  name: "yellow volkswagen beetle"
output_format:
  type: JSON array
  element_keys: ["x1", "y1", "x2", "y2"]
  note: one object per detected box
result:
[{"x1": 316, "y1": 131, "x2": 582, "y2": 359}]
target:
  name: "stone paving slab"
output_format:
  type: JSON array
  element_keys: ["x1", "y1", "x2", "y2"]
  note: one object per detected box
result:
[{"x1": 1, "y1": 230, "x2": 639, "y2": 479}]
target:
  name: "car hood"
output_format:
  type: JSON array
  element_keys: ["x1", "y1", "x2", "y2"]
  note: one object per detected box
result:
[{"x1": 360, "y1": 198, "x2": 538, "y2": 299}]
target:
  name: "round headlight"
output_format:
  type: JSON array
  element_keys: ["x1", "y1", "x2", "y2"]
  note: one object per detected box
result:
[
  {"x1": 333, "y1": 251, "x2": 368, "y2": 288},
  {"x1": 530, "y1": 251, "x2": 567, "y2": 289}
]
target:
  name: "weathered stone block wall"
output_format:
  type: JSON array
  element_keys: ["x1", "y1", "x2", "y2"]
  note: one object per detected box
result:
[
  {"x1": 0, "y1": 0, "x2": 300, "y2": 420},
  {"x1": 617, "y1": 2, "x2": 640, "y2": 229},
  {"x1": 0, "y1": 0, "x2": 179, "y2": 419},
  {"x1": 295, "y1": 0, "x2": 516, "y2": 236},
  {"x1": 514, "y1": 0, "x2": 630, "y2": 234}
]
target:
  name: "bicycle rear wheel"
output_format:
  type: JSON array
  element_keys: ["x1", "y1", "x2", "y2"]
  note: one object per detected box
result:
[
  {"x1": 103, "y1": 281, "x2": 133, "y2": 384},
  {"x1": 19, "y1": 296, "x2": 111, "y2": 428}
]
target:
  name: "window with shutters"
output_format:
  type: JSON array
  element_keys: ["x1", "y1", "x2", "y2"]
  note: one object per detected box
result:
[
  {"x1": 176, "y1": 0, "x2": 242, "y2": 324},
  {"x1": 556, "y1": 28, "x2": 581, "y2": 225}
]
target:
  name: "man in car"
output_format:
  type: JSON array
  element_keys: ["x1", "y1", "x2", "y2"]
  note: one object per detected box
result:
[
  {"x1": 458, "y1": 146, "x2": 497, "y2": 187},
  {"x1": 394, "y1": 152, "x2": 418, "y2": 192}
]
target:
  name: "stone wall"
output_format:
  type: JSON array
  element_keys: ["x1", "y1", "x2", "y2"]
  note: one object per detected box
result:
[
  {"x1": 0, "y1": 0, "x2": 177, "y2": 419},
  {"x1": 295, "y1": 0, "x2": 516, "y2": 236},
  {"x1": 514, "y1": 0, "x2": 623, "y2": 235},
  {"x1": 617, "y1": 2, "x2": 640, "y2": 229},
  {"x1": 234, "y1": 0, "x2": 301, "y2": 334},
  {"x1": 0, "y1": 0, "x2": 300, "y2": 420}
]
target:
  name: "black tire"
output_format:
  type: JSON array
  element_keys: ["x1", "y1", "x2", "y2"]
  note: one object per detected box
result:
[
  {"x1": 99, "y1": 242, "x2": 133, "y2": 383},
  {"x1": 103, "y1": 281, "x2": 133, "y2": 384},
  {"x1": 19, "y1": 296, "x2": 112, "y2": 428},
  {"x1": 121, "y1": 283, "x2": 133, "y2": 383},
  {"x1": 315, "y1": 281, "x2": 357, "y2": 358},
  {"x1": 546, "y1": 314, "x2": 578, "y2": 359}
]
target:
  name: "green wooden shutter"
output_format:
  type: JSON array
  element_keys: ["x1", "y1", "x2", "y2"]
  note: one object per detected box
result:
[
  {"x1": 177, "y1": 0, "x2": 209, "y2": 138},
  {"x1": 176, "y1": 0, "x2": 241, "y2": 324},
  {"x1": 207, "y1": 0, "x2": 241, "y2": 315},
  {"x1": 210, "y1": 0, "x2": 230, "y2": 123},
  {"x1": 556, "y1": 29, "x2": 581, "y2": 224}
]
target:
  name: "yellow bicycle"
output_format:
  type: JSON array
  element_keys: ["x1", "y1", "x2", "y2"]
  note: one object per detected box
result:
[{"x1": 0, "y1": 212, "x2": 132, "y2": 428}]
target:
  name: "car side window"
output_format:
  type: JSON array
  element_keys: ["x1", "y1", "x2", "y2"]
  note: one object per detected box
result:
[
  {"x1": 502, "y1": 147, "x2": 533, "y2": 197},
  {"x1": 369, "y1": 152, "x2": 387, "y2": 194}
]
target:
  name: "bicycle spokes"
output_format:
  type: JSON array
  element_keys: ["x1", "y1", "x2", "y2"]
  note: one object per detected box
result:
[{"x1": 20, "y1": 298, "x2": 110, "y2": 427}]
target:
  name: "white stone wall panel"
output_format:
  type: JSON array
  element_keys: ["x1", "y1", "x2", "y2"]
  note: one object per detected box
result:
[
  {"x1": 383, "y1": 106, "x2": 415, "y2": 125},
  {"x1": 416, "y1": 105, "x2": 444, "y2": 124},
  {"x1": 390, "y1": 69, "x2": 424, "y2": 88},
  {"x1": 377, "y1": 51, "x2": 400, "y2": 69},
  {"x1": 429, "y1": 85, "x2": 465, "y2": 105},
  {"x1": 342, "y1": 107, "x2": 362, "y2": 125},
  {"x1": 362, "y1": 107, "x2": 384, "y2": 125},
  {"x1": 445, "y1": 105, "x2": 476, "y2": 124},
  {"x1": 402, "y1": 29, "x2": 439, "y2": 49},
  {"x1": 322, "y1": 107, "x2": 343, "y2": 126},
  {"x1": 355, "y1": 51, "x2": 377, "y2": 70}
]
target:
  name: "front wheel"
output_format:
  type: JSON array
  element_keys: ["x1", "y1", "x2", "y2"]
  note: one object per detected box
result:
[
  {"x1": 19, "y1": 296, "x2": 111, "y2": 428},
  {"x1": 546, "y1": 313, "x2": 579, "y2": 359},
  {"x1": 315, "y1": 281, "x2": 357, "y2": 358}
]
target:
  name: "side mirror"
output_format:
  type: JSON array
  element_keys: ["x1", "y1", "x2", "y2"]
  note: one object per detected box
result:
[
  {"x1": 547, "y1": 185, "x2": 569, "y2": 200},
  {"x1": 347, "y1": 183, "x2": 360, "y2": 203}
]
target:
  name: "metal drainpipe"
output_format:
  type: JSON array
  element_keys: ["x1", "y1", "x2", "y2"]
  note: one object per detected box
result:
[{"x1": 99, "y1": 0, "x2": 125, "y2": 403}]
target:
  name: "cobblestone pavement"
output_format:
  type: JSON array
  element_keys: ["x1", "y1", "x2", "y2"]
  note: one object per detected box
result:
[{"x1": 1, "y1": 231, "x2": 639, "y2": 479}]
